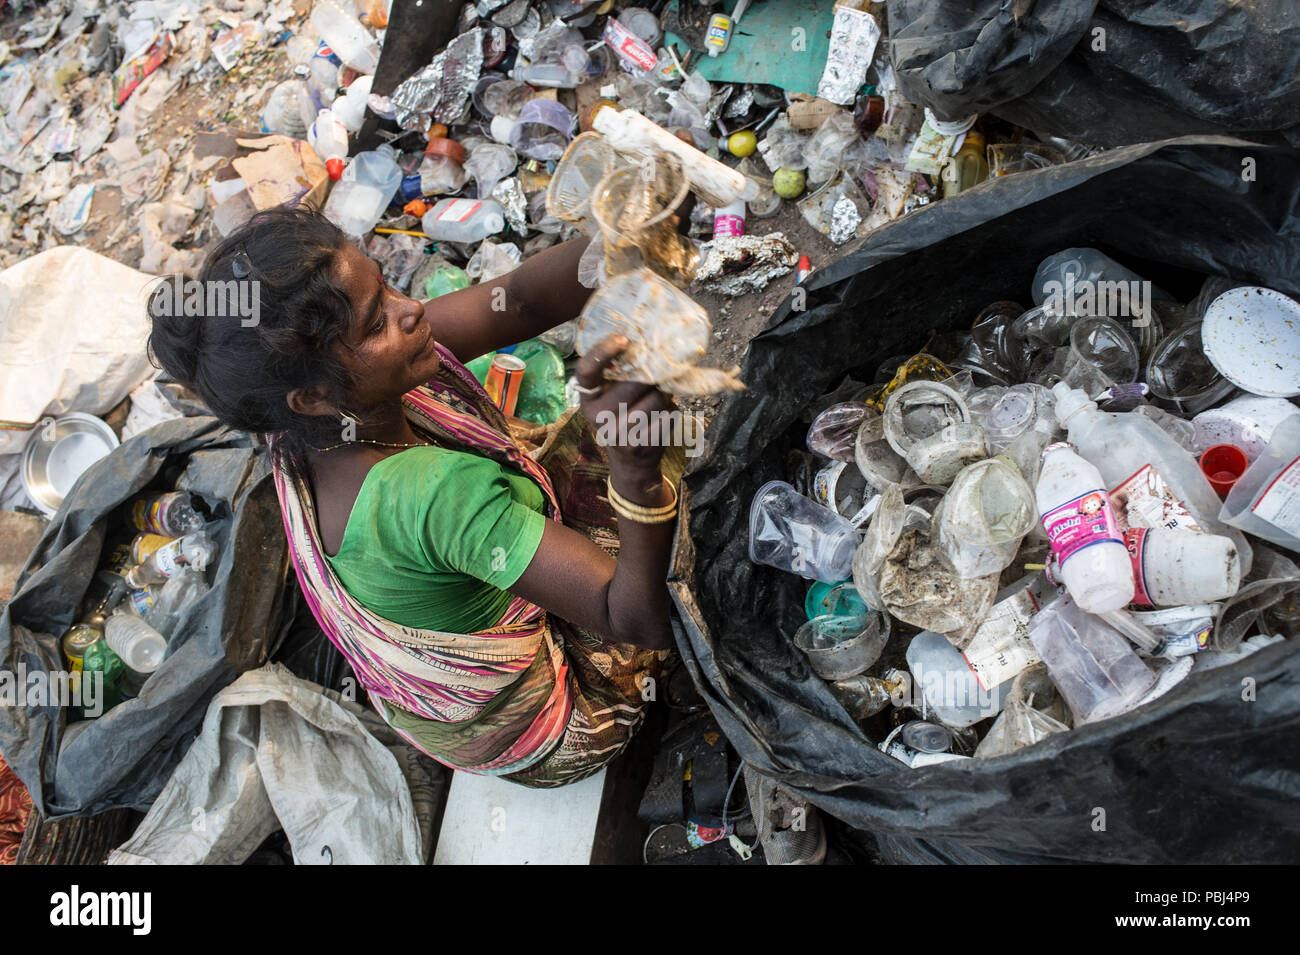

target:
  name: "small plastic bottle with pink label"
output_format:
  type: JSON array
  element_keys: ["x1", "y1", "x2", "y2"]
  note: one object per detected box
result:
[{"x1": 1036, "y1": 442, "x2": 1135, "y2": 613}]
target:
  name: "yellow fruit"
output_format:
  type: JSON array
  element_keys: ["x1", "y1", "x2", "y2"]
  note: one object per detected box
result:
[
  {"x1": 773, "y1": 167, "x2": 806, "y2": 199},
  {"x1": 728, "y1": 130, "x2": 757, "y2": 158}
]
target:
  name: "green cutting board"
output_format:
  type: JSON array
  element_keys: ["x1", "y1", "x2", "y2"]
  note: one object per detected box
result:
[{"x1": 664, "y1": 0, "x2": 836, "y2": 97}]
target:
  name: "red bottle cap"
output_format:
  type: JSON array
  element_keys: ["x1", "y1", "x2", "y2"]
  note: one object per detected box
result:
[{"x1": 326, "y1": 157, "x2": 344, "y2": 181}]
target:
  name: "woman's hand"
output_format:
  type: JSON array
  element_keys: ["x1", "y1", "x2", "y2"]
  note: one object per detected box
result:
[{"x1": 576, "y1": 334, "x2": 673, "y2": 499}]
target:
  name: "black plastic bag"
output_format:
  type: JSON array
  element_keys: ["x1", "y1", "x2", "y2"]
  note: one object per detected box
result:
[
  {"x1": 887, "y1": 0, "x2": 1300, "y2": 147},
  {"x1": 669, "y1": 138, "x2": 1300, "y2": 863},
  {"x1": 0, "y1": 416, "x2": 291, "y2": 818}
]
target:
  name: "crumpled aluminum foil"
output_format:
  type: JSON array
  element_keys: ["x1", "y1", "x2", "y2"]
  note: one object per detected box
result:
[
  {"x1": 724, "y1": 86, "x2": 754, "y2": 119},
  {"x1": 392, "y1": 28, "x2": 485, "y2": 130},
  {"x1": 828, "y1": 195, "x2": 861, "y2": 245},
  {"x1": 492, "y1": 176, "x2": 528, "y2": 234},
  {"x1": 695, "y1": 232, "x2": 798, "y2": 296}
]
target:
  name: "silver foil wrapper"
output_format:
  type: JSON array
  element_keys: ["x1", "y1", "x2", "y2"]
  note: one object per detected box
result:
[
  {"x1": 695, "y1": 233, "x2": 798, "y2": 296},
  {"x1": 492, "y1": 176, "x2": 528, "y2": 234},
  {"x1": 828, "y1": 195, "x2": 861, "y2": 245},
  {"x1": 724, "y1": 86, "x2": 754, "y2": 119},
  {"x1": 392, "y1": 28, "x2": 485, "y2": 131}
]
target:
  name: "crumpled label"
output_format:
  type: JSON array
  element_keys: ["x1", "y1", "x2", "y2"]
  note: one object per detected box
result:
[{"x1": 391, "y1": 28, "x2": 484, "y2": 130}]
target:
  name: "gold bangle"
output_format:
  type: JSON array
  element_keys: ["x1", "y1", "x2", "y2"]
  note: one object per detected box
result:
[
  {"x1": 610, "y1": 498, "x2": 678, "y2": 524},
  {"x1": 607, "y1": 478, "x2": 679, "y2": 523}
]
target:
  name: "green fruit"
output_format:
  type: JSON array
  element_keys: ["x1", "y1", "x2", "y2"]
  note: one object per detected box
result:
[
  {"x1": 728, "y1": 130, "x2": 757, "y2": 158},
  {"x1": 773, "y1": 167, "x2": 806, "y2": 199}
]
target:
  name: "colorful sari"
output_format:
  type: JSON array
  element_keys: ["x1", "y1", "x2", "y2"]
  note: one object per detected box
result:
[{"x1": 271, "y1": 343, "x2": 671, "y2": 788}]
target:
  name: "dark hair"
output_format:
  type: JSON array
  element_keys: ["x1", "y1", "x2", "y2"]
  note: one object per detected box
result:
[{"x1": 147, "y1": 205, "x2": 359, "y2": 465}]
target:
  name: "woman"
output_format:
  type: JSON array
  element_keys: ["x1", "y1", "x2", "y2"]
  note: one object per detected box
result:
[{"x1": 148, "y1": 206, "x2": 683, "y2": 787}]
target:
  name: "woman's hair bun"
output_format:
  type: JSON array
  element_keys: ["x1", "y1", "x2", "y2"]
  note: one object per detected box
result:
[{"x1": 146, "y1": 284, "x2": 204, "y2": 386}]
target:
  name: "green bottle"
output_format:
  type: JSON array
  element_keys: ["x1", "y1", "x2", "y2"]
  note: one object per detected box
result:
[
  {"x1": 510, "y1": 338, "x2": 569, "y2": 426},
  {"x1": 425, "y1": 266, "x2": 471, "y2": 300},
  {"x1": 465, "y1": 351, "x2": 496, "y2": 385},
  {"x1": 80, "y1": 638, "x2": 126, "y2": 717}
]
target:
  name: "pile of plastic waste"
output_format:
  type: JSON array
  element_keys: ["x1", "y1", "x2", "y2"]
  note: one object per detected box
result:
[{"x1": 749, "y1": 250, "x2": 1300, "y2": 766}]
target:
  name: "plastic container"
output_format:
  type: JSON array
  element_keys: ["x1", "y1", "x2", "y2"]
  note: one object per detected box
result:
[
  {"x1": 1146, "y1": 323, "x2": 1235, "y2": 415},
  {"x1": 792, "y1": 610, "x2": 890, "y2": 680},
  {"x1": 131, "y1": 491, "x2": 204, "y2": 537},
  {"x1": 940, "y1": 131, "x2": 988, "y2": 197},
  {"x1": 1036, "y1": 442, "x2": 1134, "y2": 613},
  {"x1": 882, "y1": 381, "x2": 986, "y2": 485},
  {"x1": 1031, "y1": 247, "x2": 1168, "y2": 320},
  {"x1": 905, "y1": 629, "x2": 1014, "y2": 728},
  {"x1": 104, "y1": 612, "x2": 167, "y2": 674},
  {"x1": 124, "y1": 532, "x2": 215, "y2": 589},
  {"x1": 546, "y1": 131, "x2": 617, "y2": 233},
  {"x1": 807, "y1": 402, "x2": 871, "y2": 463},
  {"x1": 805, "y1": 579, "x2": 870, "y2": 620},
  {"x1": 463, "y1": 142, "x2": 518, "y2": 199},
  {"x1": 590, "y1": 156, "x2": 698, "y2": 284},
  {"x1": 1052, "y1": 383, "x2": 1253, "y2": 574},
  {"x1": 1027, "y1": 595, "x2": 1156, "y2": 725},
  {"x1": 1124, "y1": 526, "x2": 1241, "y2": 607},
  {"x1": 146, "y1": 568, "x2": 210, "y2": 641},
  {"x1": 1200, "y1": 286, "x2": 1300, "y2": 398},
  {"x1": 1199, "y1": 444, "x2": 1249, "y2": 497},
  {"x1": 420, "y1": 197, "x2": 505, "y2": 243},
  {"x1": 509, "y1": 98, "x2": 575, "y2": 162},
  {"x1": 1220, "y1": 415, "x2": 1300, "y2": 553},
  {"x1": 307, "y1": 107, "x2": 350, "y2": 180},
  {"x1": 324, "y1": 144, "x2": 402, "y2": 236},
  {"x1": 900, "y1": 720, "x2": 952, "y2": 753},
  {"x1": 749, "y1": 480, "x2": 860, "y2": 582},
  {"x1": 332, "y1": 74, "x2": 373, "y2": 131},
  {"x1": 310, "y1": 0, "x2": 379, "y2": 74},
  {"x1": 416, "y1": 138, "x2": 469, "y2": 195},
  {"x1": 1193, "y1": 395, "x2": 1300, "y2": 459},
  {"x1": 602, "y1": 16, "x2": 657, "y2": 72}
]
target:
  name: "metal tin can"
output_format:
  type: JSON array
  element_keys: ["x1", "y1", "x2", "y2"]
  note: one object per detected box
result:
[
  {"x1": 62, "y1": 622, "x2": 104, "y2": 673},
  {"x1": 484, "y1": 353, "x2": 526, "y2": 417}
]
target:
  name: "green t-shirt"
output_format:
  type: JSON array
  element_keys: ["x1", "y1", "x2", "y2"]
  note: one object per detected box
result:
[{"x1": 322, "y1": 446, "x2": 548, "y2": 634}]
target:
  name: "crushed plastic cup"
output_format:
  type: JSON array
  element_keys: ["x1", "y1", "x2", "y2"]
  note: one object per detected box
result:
[
  {"x1": 575, "y1": 267, "x2": 734, "y2": 395},
  {"x1": 853, "y1": 411, "x2": 916, "y2": 492},
  {"x1": 509, "y1": 98, "x2": 575, "y2": 162},
  {"x1": 590, "y1": 153, "x2": 698, "y2": 285},
  {"x1": 987, "y1": 141, "x2": 1066, "y2": 177},
  {"x1": 749, "y1": 480, "x2": 860, "y2": 582},
  {"x1": 793, "y1": 610, "x2": 891, "y2": 681},
  {"x1": 463, "y1": 142, "x2": 518, "y2": 199},
  {"x1": 851, "y1": 485, "x2": 906, "y2": 609},
  {"x1": 811, "y1": 460, "x2": 876, "y2": 525},
  {"x1": 1054, "y1": 316, "x2": 1140, "y2": 392},
  {"x1": 882, "y1": 381, "x2": 987, "y2": 484},
  {"x1": 1199, "y1": 444, "x2": 1249, "y2": 498},
  {"x1": 480, "y1": 79, "x2": 534, "y2": 121},
  {"x1": 1027, "y1": 594, "x2": 1156, "y2": 725},
  {"x1": 935, "y1": 455, "x2": 1036, "y2": 578},
  {"x1": 808, "y1": 402, "x2": 871, "y2": 463},
  {"x1": 545, "y1": 131, "x2": 618, "y2": 234}
]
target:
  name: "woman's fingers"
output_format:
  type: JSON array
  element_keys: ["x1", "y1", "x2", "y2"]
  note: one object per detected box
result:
[{"x1": 575, "y1": 334, "x2": 629, "y2": 391}]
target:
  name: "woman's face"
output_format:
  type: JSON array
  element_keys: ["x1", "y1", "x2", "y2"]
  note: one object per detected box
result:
[{"x1": 328, "y1": 242, "x2": 440, "y2": 409}]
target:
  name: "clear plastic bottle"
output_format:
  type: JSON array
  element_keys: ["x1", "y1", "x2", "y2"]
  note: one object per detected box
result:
[
  {"x1": 310, "y1": 0, "x2": 379, "y2": 74},
  {"x1": 104, "y1": 612, "x2": 167, "y2": 674},
  {"x1": 308, "y1": 107, "x2": 351, "y2": 181},
  {"x1": 124, "y1": 532, "x2": 215, "y2": 589},
  {"x1": 146, "y1": 568, "x2": 211, "y2": 640},
  {"x1": 1031, "y1": 247, "x2": 1170, "y2": 320},
  {"x1": 905, "y1": 630, "x2": 1014, "y2": 728},
  {"x1": 1036, "y1": 441, "x2": 1135, "y2": 613},
  {"x1": 420, "y1": 197, "x2": 506, "y2": 243},
  {"x1": 1125, "y1": 527, "x2": 1242, "y2": 606},
  {"x1": 261, "y1": 79, "x2": 313, "y2": 138},
  {"x1": 1052, "y1": 383, "x2": 1253, "y2": 574},
  {"x1": 324, "y1": 144, "x2": 403, "y2": 236}
]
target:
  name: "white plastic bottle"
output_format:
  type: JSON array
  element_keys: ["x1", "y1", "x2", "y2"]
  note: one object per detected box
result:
[
  {"x1": 1051, "y1": 383, "x2": 1253, "y2": 575},
  {"x1": 1036, "y1": 442, "x2": 1135, "y2": 613},
  {"x1": 332, "y1": 74, "x2": 374, "y2": 132},
  {"x1": 308, "y1": 107, "x2": 350, "y2": 181},
  {"x1": 420, "y1": 197, "x2": 505, "y2": 243},
  {"x1": 310, "y1": 0, "x2": 380, "y2": 74},
  {"x1": 1124, "y1": 527, "x2": 1241, "y2": 606}
]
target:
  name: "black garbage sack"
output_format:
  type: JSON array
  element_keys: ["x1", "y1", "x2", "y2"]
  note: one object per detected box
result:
[
  {"x1": 887, "y1": 0, "x2": 1300, "y2": 148},
  {"x1": 0, "y1": 415, "x2": 291, "y2": 818},
  {"x1": 669, "y1": 137, "x2": 1300, "y2": 864}
]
